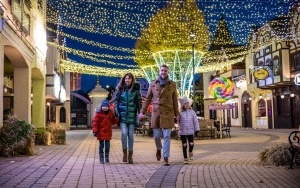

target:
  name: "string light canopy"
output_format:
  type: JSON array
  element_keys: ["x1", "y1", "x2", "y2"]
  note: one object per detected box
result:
[
  {"x1": 60, "y1": 59, "x2": 144, "y2": 77},
  {"x1": 46, "y1": 0, "x2": 292, "y2": 76}
]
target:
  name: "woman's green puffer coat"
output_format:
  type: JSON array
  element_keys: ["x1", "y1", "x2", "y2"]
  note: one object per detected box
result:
[{"x1": 115, "y1": 83, "x2": 142, "y2": 125}]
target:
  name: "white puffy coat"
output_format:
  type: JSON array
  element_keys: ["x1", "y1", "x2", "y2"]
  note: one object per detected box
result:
[{"x1": 178, "y1": 108, "x2": 200, "y2": 135}]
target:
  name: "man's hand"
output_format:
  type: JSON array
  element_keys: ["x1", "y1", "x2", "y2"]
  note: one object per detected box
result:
[
  {"x1": 176, "y1": 116, "x2": 180, "y2": 123},
  {"x1": 93, "y1": 132, "x2": 97, "y2": 137},
  {"x1": 138, "y1": 112, "x2": 145, "y2": 120}
]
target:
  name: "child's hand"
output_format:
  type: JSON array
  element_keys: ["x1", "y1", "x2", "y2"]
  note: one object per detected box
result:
[
  {"x1": 138, "y1": 112, "x2": 145, "y2": 120},
  {"x1": 93, "y1": 132, "x2": 97, "y2": 137},
  {"x1": 194, "y1": 131, "x2": 199, "y2": 136}
]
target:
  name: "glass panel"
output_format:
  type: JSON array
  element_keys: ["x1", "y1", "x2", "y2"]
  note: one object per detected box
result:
[{"x1": 258, "y1": 99, "x2": 266, "y2": 116}]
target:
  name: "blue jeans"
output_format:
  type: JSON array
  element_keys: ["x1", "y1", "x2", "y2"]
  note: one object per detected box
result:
[
  {"x1": 153, "y1": 128, "x2": 172, "y2": 158},
  {"x1": 120, "y1": 122, "x2": 135, "y2": 151},
  {"x1": 99, "y1": 140, "x2": 110, "y2": 155}
]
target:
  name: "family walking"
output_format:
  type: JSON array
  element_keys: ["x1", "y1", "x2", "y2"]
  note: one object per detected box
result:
[{"x1": 92, "y1": 64, "x2": 200, "y2": 165}]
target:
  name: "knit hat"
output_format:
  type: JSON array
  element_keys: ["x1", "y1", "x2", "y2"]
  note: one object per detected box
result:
[
  {"x1": 178, "y1": 96, "x2": 192, "y2": 107},
  {"x1": 100, "y1": 99, "x2": 110, "y2": 109}
]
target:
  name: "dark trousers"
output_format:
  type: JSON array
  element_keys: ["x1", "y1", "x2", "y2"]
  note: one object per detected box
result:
[
  {"x1": 99, "y1": 140, "x2": 110, "y2": 156},
  {"x1": 180, "y1": 135, "x2": 194, "y2": 159}
]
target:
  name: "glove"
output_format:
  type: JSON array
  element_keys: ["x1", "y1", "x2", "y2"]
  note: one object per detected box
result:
[
  {"x1": 195, "y1": 131, "x2": 199, "y2": 136},
  {"x1": 93, "y1": 132, "x2": 97, "y2": 137}
]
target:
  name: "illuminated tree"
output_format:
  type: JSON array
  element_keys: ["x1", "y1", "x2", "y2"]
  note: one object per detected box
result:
[{"x1": 134, "y1": 0, "x2": 210, "y2": 96}]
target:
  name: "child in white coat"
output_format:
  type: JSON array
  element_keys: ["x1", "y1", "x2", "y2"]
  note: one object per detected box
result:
[{"x1": 178, "y1": 96, "x2": 200, "y2": 164}]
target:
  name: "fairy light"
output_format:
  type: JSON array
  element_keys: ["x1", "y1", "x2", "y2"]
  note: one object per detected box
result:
[
  {"x1": 47, "y1": 27, "x2": 133, "y2": 53},
  {"x1": 60, "y1": 59, "x2": 144, "y2": 77},
  {"x1": 47, "y1": 0, "x2": 290, "y2": 44},
  {"x1": 47, "y1": 42, "x2": 133, "y2": 60},
  {"x1": 46, "y1": 0, "x2": 292, "y2": 75}
]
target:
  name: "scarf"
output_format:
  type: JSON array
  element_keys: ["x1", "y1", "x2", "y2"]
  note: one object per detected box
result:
[{"x1": 158, "y1": 75, "x2": 170, "y2": 87}]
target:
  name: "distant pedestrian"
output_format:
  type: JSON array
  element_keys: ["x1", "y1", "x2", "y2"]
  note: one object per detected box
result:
[
  {"x1": 115, "y1": 73, "x2": 142, "y2": 164},
  {"x1": 92, "y1": 99, "x2": 119, "y2": 164},
  {"x1": 139, "y1": 64, "x2": 180, "y2": 166},
  {"x1": 178, "y1": 96, "x2": 200, "y2": 164}
]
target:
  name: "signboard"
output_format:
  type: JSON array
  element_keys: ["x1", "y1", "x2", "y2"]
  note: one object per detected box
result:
[
  {"x1": 208, "y1": 104, "x2": 235, "y2": 110},
  {"x1": 253, "y1": 68, "x2": 269, "y2": 80},
  {"x1": 295, "y1": 74, "x2": 300, "y2": 86}
]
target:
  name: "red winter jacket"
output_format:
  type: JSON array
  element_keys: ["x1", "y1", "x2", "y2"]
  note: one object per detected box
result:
[{"x1": 92, "y1": 109, "x2": 118, "y2": 140}]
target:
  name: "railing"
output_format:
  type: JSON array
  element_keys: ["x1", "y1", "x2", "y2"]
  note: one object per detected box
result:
[{"x1": 288, "y1": 131, "x2": 300, "y2": 169}]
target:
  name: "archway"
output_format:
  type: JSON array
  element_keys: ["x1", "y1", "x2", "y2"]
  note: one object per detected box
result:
[{"x1": 4, "y1": 45, "x2": 31, "y2": 122}]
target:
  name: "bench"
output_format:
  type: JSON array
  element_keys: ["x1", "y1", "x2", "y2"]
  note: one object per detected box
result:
[
  {"x1": 214, "y1": 121, "x2": 231, "y2": 138},
  {"x1": 195, "y1": 119, "x2": 217, "y2": 139},
  {"x1": 135, "y1": 120, "x2": 152, "y2": 137},
  {"x1": 171, "y1": 124, "x2": 180, "y2": 140},
  {"x1": 288, "y1": 131, "x2": 300, "y2": 169}
]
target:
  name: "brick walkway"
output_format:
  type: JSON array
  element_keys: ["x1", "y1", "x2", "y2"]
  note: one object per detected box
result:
[{"x1": 0, "y1": 128, "x2": 299, "y2": 188}]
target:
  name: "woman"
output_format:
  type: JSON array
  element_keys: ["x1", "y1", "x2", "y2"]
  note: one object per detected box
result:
[{"x1": 115, "y1": 73, "x2": 142, "y2": 164}]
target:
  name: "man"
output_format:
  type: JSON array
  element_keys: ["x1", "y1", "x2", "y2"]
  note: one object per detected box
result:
[{"x1": 139, "y1": 64, "x2": 179, "y2": 166}]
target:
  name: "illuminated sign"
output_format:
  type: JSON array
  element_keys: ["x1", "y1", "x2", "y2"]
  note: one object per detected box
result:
[
  {"x1": 253, "y1": 68, "x2": 269, "y2": 80},
  {"x1": 295, "y1": 74, "x2": 300, "y2": 86},
  {"x1": 208, "y1": 104, "x2": 235, "y2": 110}
]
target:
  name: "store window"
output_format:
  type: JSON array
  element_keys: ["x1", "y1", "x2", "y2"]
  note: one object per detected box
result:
[
  {"x1": 258, "y1": 99, "x2": 266, "y2": 116},
  {"x1": 60, "y1": 107, "x2": 66, "y2": 123},
  {"x1": 291, "y1": 52, "x2": 300, "y2": 72},
  {"x1": 232, "y1": 103, "x2": 238, "y2": 119}
]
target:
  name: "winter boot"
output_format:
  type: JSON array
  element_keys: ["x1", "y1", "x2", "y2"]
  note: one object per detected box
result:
[
  {"x1": 128, "y1": 150, "x2": 133, "y2": 164},
  {"x1": 123, "y1": 149, "x2": 128, "y2": 162},
  {"x1": 105, "y1": 153, "x2": 109, "y2": 163},
  {"x1": 99, "y1": 153, "x2": 104, "y2": 164}
]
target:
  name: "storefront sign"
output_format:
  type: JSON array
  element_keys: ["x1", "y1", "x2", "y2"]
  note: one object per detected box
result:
[
  {"x1": 253, "y1": 68, "x2": 269, "y2": 80},
  {"x1": 208, "y1": 104, "x2": 235, "y2": 110},
  {"x1": 295, "y1": 74, "x2": 300, "y2": 86}
]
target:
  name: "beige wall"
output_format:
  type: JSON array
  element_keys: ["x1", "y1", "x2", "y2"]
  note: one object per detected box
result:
[
  {"x1": 32, "y1": 79, "x2": 45, "y2": 127},
  {"x1": 56, "y1": 102, "x2": 71, "y2": 130}
]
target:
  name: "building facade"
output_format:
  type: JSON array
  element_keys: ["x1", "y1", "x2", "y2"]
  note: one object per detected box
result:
[{"x1": 1, "y1": 0, "x2": 47, "y2": 127}]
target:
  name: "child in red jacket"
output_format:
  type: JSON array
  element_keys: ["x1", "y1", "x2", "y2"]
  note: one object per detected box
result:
[{"x1": 92, "y1": 99, "x2": 118, "y2": 164}]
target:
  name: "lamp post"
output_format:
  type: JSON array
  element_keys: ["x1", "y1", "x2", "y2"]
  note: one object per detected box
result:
[{"x1": 189, "y1": 33, "x2": 196, "y2": 111}]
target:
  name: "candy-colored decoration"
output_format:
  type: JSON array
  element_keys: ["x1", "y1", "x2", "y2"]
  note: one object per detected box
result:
[{"x1": 208, "y1": 77, "x2": 234, "y2": 103}]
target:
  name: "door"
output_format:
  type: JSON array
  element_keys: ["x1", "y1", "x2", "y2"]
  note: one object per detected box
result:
[
  {"x1": 242, "y1": 103, "x2": 252, "y2": 128},
  {"x1": 290, "y1": 95, "x2": 300, "y2": 129},
  {"x1": 227, "y1": 109, "x2": 231, "y2": 126}
]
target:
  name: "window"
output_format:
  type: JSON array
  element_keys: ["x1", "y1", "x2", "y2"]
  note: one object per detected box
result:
[
  {"x1": 232, "y1": 103, "x2": 238, "y2": 119},
  {"x1": 60, "y1": 107, "x2": 66, "y2": 123},
  {"x1": 258, "y1": 99, "x2": 266, "y2": 117},
  {"x1": 273, "y1": 56, "x2": 280, "y2": 76},
  {"x1": 209, "y1": 110, "x2": 216, "y2": 120},
  {"x1": 11, "y1": 0, "x2": 30, "y2": 35},
  {"x1": 291, "y1": 52, "x2": 300, "y2": 72}
]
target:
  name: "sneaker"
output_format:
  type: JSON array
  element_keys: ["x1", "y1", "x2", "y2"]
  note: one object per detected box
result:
[
  {"x1": 100, "y1": 157, "x2": 104, "y2": 164},
  {"x1": 189, "y1": 152, "x2": 194, "y2": 160},
  {"x1": 184, "y1": 158, "x2": 189, "y2": 164},
  {"x1": 163, "y1": 157, "x2": 170, "y2": 166}
]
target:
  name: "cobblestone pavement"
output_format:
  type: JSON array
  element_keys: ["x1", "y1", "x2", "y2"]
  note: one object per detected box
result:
[{"x1": 0, "y1": 127, "x2": 299, "y2": 188}]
